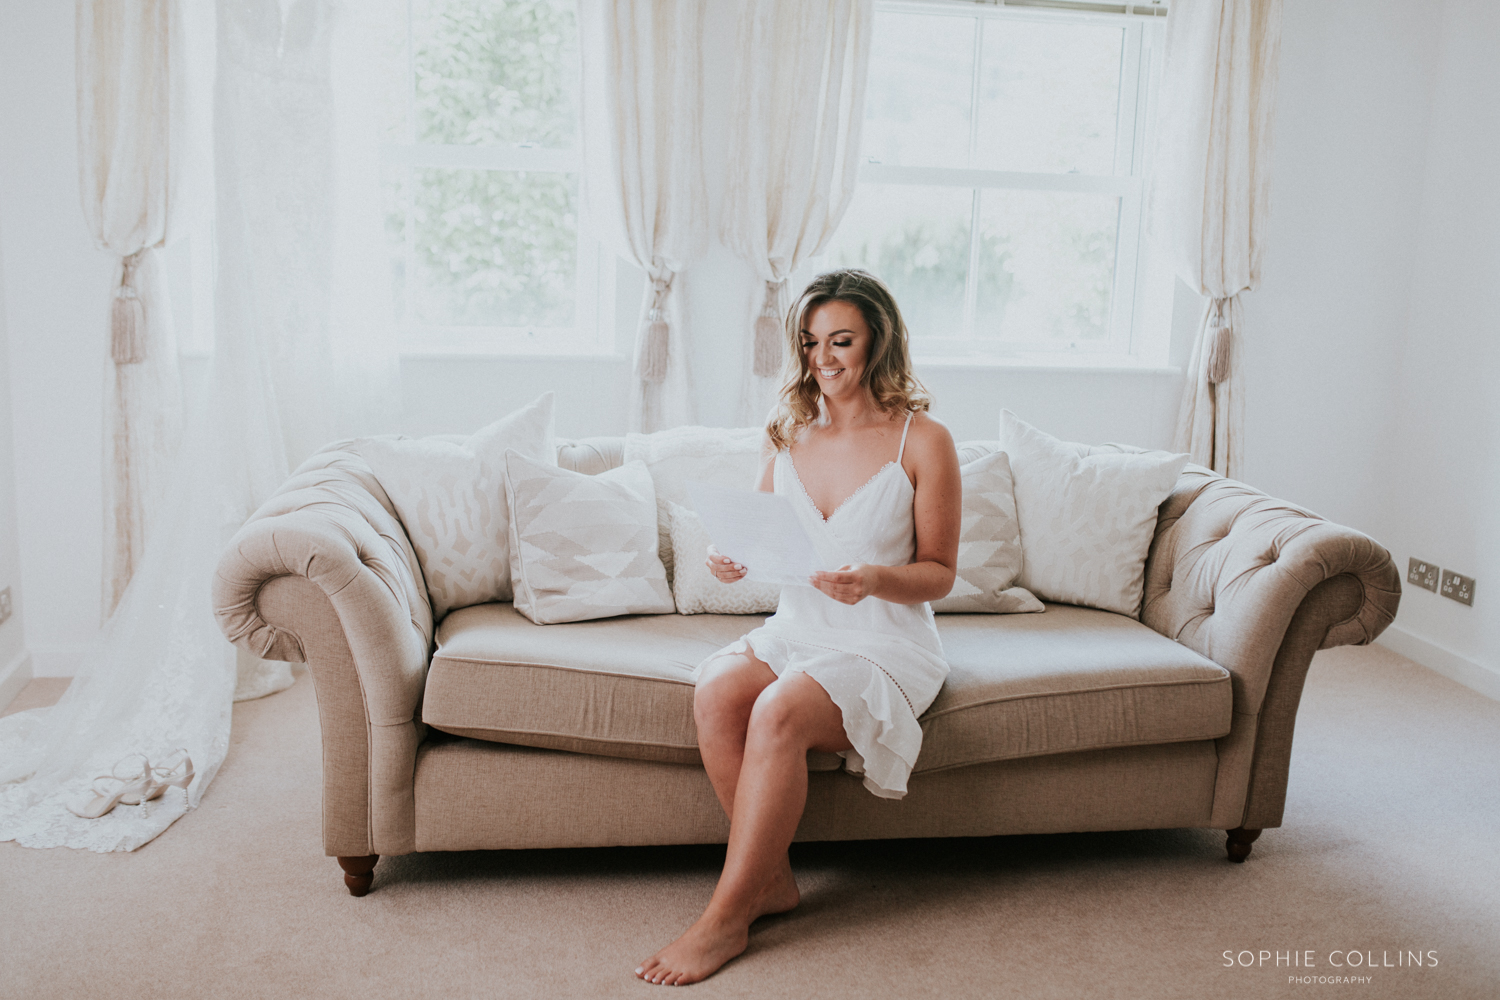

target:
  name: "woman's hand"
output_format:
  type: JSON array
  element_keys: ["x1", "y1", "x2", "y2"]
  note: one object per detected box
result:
[
  {"x1": 810, "y1": 564, "x2": 884, "y2": 605},
  {"x1": 706, "y1": 545, "x2": 746, "y2": 584}
]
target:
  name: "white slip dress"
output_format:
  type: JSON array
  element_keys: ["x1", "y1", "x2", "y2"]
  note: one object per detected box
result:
[{"x1": 693, "y1": 414, "x2": 949, "y2": 799}]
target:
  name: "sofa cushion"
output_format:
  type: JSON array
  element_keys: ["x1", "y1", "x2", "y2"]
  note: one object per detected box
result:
[
  {"x1": 422, "y1": 605, "x2": 849, "y2": 766},
  {"x1": 912, "y1": 604, "x2": 1231, "y2": 772},
  {"x1": 422, "y1": 603, "x2": 1232, "y2": 773}
]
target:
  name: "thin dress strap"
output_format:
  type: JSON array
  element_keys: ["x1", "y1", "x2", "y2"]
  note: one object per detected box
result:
[{"x1": 896, "y1": 412, "x2": 914, "y2": 465}]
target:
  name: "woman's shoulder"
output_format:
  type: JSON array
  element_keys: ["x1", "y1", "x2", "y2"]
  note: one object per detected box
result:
[{"x1": 903, "y1": 410, "x2": 955, "y2": 456}]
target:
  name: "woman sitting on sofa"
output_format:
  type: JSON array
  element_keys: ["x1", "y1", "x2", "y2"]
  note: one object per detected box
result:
[{"x1": 636, "y1": 269, "x2": 963, "y2": 986}]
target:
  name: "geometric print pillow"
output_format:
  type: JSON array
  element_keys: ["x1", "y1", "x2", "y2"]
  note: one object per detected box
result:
[
  {"x1": 359, "y1": 393, "x2": 556, "y2": 620},
  {"x1": 504, "y1": 451, "x2": 675, "y2": 624},
  {"x1": 666, "y1": 500, "x2": 781, "y2": 615},
  {"x1": 930, "y1": 450, "x2": 1045, "y2": 614},
  {"x1": 1000, "y1": 410, "x2": 1188, "y2": 618}
]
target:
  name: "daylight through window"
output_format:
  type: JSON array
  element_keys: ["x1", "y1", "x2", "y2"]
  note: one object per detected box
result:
[
  {"x1": 822, "y1": 1, "x2": 1164, "y2": 361},
  {"x1": 380, "y1": 0, "x2": 607, "y2": 355}
]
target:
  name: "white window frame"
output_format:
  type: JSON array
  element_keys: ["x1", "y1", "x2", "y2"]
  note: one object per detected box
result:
[
  {"x1": 823, "y1": 0, "x2": 1169, "y2": 368},
  {"x1": 382, "y1": 0, "x2": 613, "y2": 358}
]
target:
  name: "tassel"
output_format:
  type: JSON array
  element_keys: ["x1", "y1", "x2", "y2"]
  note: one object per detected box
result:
[
  {"x1": 111, "y1": 253, "x2": 147, "y2": 365},
  {"x1": 1205, "y1": 298, "x2": 1232, "y2": 384},
  {"x1": 752, "y1": 280, "x2": 785, "y2": 378},
  {"x1": 637, "y1": 276, "x2": 671, "y2": 383},
  {"x1": 639, "y1": 308, "x2": 670, "y2": 383},
  {"x1": 111, "y1": 287, "x2": 146, "y2": 365}
]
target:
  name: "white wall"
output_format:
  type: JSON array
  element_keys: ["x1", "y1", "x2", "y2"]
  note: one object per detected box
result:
[
  {"x1": 1239, "y1": 0, "x2": 1437, "y2": 536},
  {"x1": 4, "y1": 0, "x2": 1493, "y2": 693},
  {"x1": 0, "y1": 215, "x2": 30, "y2": 705},
  {"x1": 0, "y1": 0, "x2": 114, "y2": 676},
  {"x1": 1371, "y1": 0, "x2": 1500, "y2": 691}
]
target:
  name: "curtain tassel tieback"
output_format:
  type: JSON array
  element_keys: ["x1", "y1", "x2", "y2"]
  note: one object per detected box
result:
[
  {"x1": 111, "y1": 251, "x2": 147, "y2": 365},
  {"x1": 1205, "y1": 296, "x2": 1233, "y2": 385},
  {"x1": 638, "y1": 275, "x2": 672, "y2": 383},
  {"x1": 752, "y1": 279, "x2": 786, "y2": 378}
]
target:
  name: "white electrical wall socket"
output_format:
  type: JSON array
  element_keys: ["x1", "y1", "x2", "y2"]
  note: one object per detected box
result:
[
  {"x1": 1407, "y1": 558, "x2": 1439, "y2": 593},
  {"x1": 1439, "y1": 570, "x2": 1475, "y2": 607}
]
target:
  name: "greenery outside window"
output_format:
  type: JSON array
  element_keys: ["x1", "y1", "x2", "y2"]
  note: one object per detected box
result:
[
  {"x1": 820, "y1": 0, "x2": 1167, "y2": 363},
  {"x1": 380, "y1": 0, "x2": 611, "y2": 356}
]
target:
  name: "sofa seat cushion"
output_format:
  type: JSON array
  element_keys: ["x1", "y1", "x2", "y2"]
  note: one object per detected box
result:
[
  {"x1": 422, "y1": 605, "x2": 854, "y2": 768},
  {"x1": 914, "y1": 604, "x2": 1231, "y2": 772},
  {"x1": 423, "y1": 603, "x2": 1232, "y2": 773}
]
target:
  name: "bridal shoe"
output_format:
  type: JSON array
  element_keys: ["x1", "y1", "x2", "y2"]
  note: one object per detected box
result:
[
  {"x1": 68, "y1": 754, "x2": 155, "y2": 819},
  {"x1": 67, "y1": 749, "x2": 195, "y2": 819},
  {"x1": 134, "y1": 749, "x2": 194, "y2": 803}
]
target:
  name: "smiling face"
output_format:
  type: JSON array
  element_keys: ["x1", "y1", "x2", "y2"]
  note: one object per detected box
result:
[{"x1": 801, "y1": 299, "x2": 874, "y2": 404}]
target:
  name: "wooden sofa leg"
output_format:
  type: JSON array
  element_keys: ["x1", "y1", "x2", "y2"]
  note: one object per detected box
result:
[
  {"x1": 337, "y1": 854, "x2": 379, "y2": 896},
  {"x1": 1225, "y1": 828, "x2": 1261, "y2": 863}
]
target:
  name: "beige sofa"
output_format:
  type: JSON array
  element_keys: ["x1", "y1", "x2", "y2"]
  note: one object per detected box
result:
[{"x1": 213, "y1": 437, "x2": 1400, "y2": 896}]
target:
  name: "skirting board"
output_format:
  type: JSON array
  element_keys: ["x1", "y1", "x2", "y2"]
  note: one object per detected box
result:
[
  {"x1": 1377, "y1": 625, "x2": 1500, "y2": 703},
  {"x1": 0, "y1": 650, "x2": 34, "y2": 714}
]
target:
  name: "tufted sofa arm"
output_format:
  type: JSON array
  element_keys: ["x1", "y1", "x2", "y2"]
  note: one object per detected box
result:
[
  {"x1": 1141, "y1": 467, "x2": 1401, "y2": 829},
  {"x1": 213, "y1": 444, "x2": 434, "y2": 857}
]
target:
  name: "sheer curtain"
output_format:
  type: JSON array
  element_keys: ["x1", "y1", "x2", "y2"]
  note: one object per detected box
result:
[
  {"x1": 578, "y1": 0, "x2": 709, "y2": 432},
  {"x1": 75, "y1": 0, "x2": 205, "y2": 620},
  {"x1": 720, "y1": 0, "x2": 871, "y2": 426},
  {"x1": 0, "y1": 0, "x2": 398, "y2": 852},
  {"x1": 1152, "y1": 0, "x2": 1284, "y2": 479}
]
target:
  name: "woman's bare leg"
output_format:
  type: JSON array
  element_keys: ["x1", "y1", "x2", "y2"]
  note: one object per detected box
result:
[
  {"x1": 693, "y1": 652, "x2": 777, "y2": 817},
  {"x1": 636, "y1": 672, "x2": 852, "y2": 986}
]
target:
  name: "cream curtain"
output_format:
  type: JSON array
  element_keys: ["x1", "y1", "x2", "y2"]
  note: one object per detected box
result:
[
  {"x1": 0, "y1": 0, "x2": 399, "y2": 853},
  {"x1": 578, "y1": 0, "x2": 710, "y2": 432},
  {"x1": 77, "y1": 0, "x2": 206, "y2": 617},
  {"x1": 1153, "y1": 0, "x2": 1283, "y2": 479},
  {"x1": 721, "y1": 0, "x2": 871, "y2": 425}
]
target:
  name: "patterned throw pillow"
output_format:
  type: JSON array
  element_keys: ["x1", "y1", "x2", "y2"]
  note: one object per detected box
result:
[
  {"x1": 360, "y1": 393, "x2": 555, "y2": 619},
  {"x1": 504, "y1": 451, "x2": 675, "y2": 624},
  {"x1": 1000, "y1": 410, "x2": 1188, "y2": 618},
  {"x1": 930, "y1": 451, "x2": 1044, "y2": 614},
  {"x1": 622, "y1": 426, "x2": 765, "y2": 585},
  {"x1": 666, "y1": 501, "x2": 781, "y2": 615}
]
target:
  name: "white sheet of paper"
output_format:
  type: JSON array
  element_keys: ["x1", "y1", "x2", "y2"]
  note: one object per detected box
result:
[{"x1": 686, "y1": 481, "x2": 828, "y2": 587}]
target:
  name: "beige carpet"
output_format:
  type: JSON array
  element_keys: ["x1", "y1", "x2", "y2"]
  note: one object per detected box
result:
[{"x1": 2, "y1": 644, "x2": 1496, "y2": 1000}]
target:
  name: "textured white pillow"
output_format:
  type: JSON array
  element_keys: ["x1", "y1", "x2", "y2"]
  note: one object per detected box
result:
[
  {"x1": 666, "y1": 501, "x2": 781, "y2": 615},
  {"x1": 1000, "y1": 410, "x2": 1188, "y2": 617},
  {"x1": 622, "y1": 426, "x2": 765, "y2": 585},
  {"x1": 505, "y1": 451, "x2": 675, "y2": 624},
  {"x1": 930, "y1": 450, "x2": 1045, "y2": 615},
  {"x1": 360, "y1": 393, "x2": 555, "y2": 619}
]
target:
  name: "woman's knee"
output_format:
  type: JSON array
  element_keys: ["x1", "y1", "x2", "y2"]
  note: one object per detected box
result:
[
  {"x1": 747, "y1": 674, "x2": 849, "y2": 752},
  {"x1": 746, "y1": 678, "x2": 817, "y2": 748},
  {"x1": 694, "y1": 654, "x2": 773, "y2": 725}
]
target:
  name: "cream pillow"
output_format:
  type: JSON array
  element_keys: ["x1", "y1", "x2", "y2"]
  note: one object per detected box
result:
[
  {"x1": 666, "y1": 501, "x2": 781, "y2": 615},
  {"x1": 930, "y1": 450, "x2": 1044, "y2": 615},
  {"x1": 360, "y1": 393, "x2": 555, "y2": 619},
  {"x1": 622, "y1": 426, "x2": 765, "y2": 585},
  {"x1": 1000, "y1": 410, "x2": 1188, "y2": 618},
  {"x1": 504, "y1": 451, "x2": 675, "y2": 624}
]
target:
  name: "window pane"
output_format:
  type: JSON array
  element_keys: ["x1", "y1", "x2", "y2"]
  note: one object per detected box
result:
[
  {"x1": 862, "y1": 14, "x2": 974, "y2": 168},
  {"x1": 411, "y1": 0, "x2": 579, "y2": 148},
  {"x1": 974, "y1": 20, "x2": 1122, "y2": 174},
  {"x1": 973, "y1": 190, "x2": 1118, "y2": 345},
  {"x1": 826, "y1": 185, "x2": 973, "y2": 340},
  {"x1": 410, "y1": 167, "x2": 577, "y2": 327}
]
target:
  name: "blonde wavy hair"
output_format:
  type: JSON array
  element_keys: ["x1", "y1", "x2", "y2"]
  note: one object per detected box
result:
[{"x1": 766, "y1": 269, "x2": 931, "y2": 452}]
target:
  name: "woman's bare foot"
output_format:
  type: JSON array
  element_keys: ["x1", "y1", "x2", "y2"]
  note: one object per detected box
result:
[
  {"x1": 635, "y1": 914, "x2": 749, "y2": 986},
  {"x1": 634, "y1": 862, "x2": 800, "y2": 985}
]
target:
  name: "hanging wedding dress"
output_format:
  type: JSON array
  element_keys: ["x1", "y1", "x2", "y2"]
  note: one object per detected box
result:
[{"x1": 0, "y1": 0, "x2": 398, "y2": 852}]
